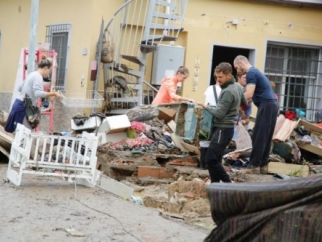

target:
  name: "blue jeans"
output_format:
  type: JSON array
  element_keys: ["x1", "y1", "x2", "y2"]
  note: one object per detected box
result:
[{"x1": 205, "y1": 127, "x2": 234, "y2": 183}]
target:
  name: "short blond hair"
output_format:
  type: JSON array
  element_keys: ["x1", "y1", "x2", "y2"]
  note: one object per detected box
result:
[{"x1": 234, "y1": 55, "x2": 249, "y2": 65}]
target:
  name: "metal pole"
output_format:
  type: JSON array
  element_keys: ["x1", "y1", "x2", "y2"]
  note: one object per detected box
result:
[
  {"x1": 27, "y1": 0, "x2": 39, "y2": 74},
  {"x1": 92, "y1": 18, "x2": 104, "y2": 113}
]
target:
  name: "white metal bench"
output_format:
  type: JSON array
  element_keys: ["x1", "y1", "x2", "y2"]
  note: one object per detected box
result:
[{"x1": 7, "y1": 123, "x2": 99, "y2": 187}]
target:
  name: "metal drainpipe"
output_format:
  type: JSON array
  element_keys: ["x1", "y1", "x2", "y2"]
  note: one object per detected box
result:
[{"x1": 27, "y1": 0, "x2": 39, "y2": 74}]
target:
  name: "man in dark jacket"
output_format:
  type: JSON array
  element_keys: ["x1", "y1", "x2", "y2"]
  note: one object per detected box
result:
[
  {"x1": 199, "y1": 62, "x2": 247, "y2": 183},
  {"x1": 234, "y1": 55, "x2": 279, "y2": 174}
]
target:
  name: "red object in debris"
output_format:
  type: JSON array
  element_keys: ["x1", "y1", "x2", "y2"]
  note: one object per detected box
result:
[
  {"x1": 285, "y1": 111, "x2": 296, "y2": 120},
  {"x1": 130, "y1": 121, "x2": 146, "y2": 133},
  {"x1": 315, "y1": 123, "x2": 322, "y2": 128},
  {"x1": 137, "y1": 166, "x2": 175, "y2": 179},
  {"x1": 240, "y1": 104, "x2": 248, "y2": 110}
]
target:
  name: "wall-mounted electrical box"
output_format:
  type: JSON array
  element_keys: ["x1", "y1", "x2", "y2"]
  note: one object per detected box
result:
[{"x1": 151, "y1": 44, "x2": 185, "y2": 85}]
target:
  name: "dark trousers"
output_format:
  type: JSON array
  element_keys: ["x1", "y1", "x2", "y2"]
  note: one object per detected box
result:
[
  {"x1": 4, "y1": 99, "x2": 25, "y2": 133},
  {"x1": 250, "y1": 100, "x2": 279, "y2": 167},
  {"x1": 205, "y1": 127, "x2": 233, "y2": 183}
]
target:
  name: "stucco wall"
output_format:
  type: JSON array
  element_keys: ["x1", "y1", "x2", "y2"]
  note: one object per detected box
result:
[
  {"x1": 180, "y1": 0, "x2": 322, "y2": 102},
  {"x1": 0, "y1": 0, "x2": 122, "y2": 131},
  {"x1": 0, "y1": 0, "x2": 122, "y2": 93},
  {"x1": 1, "y1": 0, "x2": 322, "y2": 130}
]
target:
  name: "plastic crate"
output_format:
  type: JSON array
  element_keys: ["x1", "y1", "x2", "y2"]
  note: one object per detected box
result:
[{"x1": 59, "y1": 90, "x2": 104, "y2": 108}]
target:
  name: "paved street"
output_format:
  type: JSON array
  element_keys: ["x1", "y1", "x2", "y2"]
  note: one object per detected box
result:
[{"x1": 0, "y1": 163, "x2": 209, "y2": 242}]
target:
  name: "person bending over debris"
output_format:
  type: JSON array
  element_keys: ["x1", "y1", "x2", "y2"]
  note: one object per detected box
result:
[
  {"x1": 151, "y1": 66, "x2": 195, "y2": 105},
  {"x1": 234, "y1": 55, "x2": 279, "y2": 174},
  {"x1": 5, "y1": 55, "x2": 62, "y2": 133},
  {"x1": 198, "y1": 63, "x2": 247, "y2": 183}
]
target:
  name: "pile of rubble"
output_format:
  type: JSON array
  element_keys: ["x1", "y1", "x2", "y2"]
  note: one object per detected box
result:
[{"x1": 1, "y1": 104, "x2": 322, "y2": 227}]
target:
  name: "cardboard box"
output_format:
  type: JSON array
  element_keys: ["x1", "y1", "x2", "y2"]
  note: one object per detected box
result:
[
  {"x1": 158, "y1": 108, "x2": 177, "y2": 122},
  {"x1": 97, "y1": 132, "x2": 127, "y2": 145},
  {"x1": 71, "y1": 116, "x2": 102, "y2": 131},
  {"x1": 297, "y1": 119, "x2": 322, "y2": 156},
  {"x1": 105, "y1": 115, "x2": 131, "y2": 134}
]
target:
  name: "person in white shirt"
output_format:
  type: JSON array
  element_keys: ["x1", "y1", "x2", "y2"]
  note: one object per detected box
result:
[{"x1": 204, "y1": 81, "x2": 222, "y2": 106}]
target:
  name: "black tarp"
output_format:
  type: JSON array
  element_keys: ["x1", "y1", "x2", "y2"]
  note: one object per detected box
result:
[{"x1": 205, "y1": 174, "x2": 322, "y2": 242}]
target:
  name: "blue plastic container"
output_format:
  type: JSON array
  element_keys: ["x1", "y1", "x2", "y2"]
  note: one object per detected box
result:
[{"x1": 175, "y1": 103, "x2": 213, "y2": 141}]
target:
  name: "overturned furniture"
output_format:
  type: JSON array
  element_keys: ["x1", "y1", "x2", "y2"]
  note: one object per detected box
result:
[{"x1": 7, "y1": 124, "x2": 99, "y2": 186}]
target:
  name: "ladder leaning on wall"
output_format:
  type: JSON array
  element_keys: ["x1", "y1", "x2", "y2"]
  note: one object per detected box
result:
[{"x1": 22, "y1": 48, "x2": 58, "y2": 133}]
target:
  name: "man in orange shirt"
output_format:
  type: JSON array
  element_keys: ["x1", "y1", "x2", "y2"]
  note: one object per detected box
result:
[{"x1": 152, "y1": 66, "x2": 195, "y2": 105}]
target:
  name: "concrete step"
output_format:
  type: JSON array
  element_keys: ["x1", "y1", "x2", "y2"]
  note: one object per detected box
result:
[
  {"x1": 110, "y1": 66, "x2": 144, "y2": 78},
  {"x1": 142, "y1": 35, "x2": 177, "y2": 43},
  {"x1": 121, "y1": 55, "x2": 145, "y2": 65}
]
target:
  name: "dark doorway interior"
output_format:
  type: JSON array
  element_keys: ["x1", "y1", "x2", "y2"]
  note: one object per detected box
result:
[{"x1": 210, "y1": 46, "x2": 250, "y2": 85}]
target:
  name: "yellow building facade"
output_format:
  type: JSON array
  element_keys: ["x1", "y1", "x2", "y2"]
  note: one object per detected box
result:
[
  {"x1": 182, "y1": 0, "x2": 322, "y2": 119},
  {"x1": 0, "y1": 0, "x2": 321, "y2": 120}
]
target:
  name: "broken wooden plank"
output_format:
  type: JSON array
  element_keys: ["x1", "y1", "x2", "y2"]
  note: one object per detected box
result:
[
  {"x1": 0, "y1": 145, "x2": 9, "y2": 158},
  {"x1": 167, "y1": 120, "x2": 176, "y2": 132},
  {"x1": 296, "y1": 119, "x2": 322, "y2": 156},
  {"x1": 180, "y1": 141, "x2": 200, "y2": 155},
  {"x1": 170, "y1": 133, "x2": 188, "y2": 152},
  {"x1": 96, "y1": 174, "x2": 134, "y2": 199},
  {"x1": 268, "y1": 162, "x2": 310, "y2": 177},
  {"x1": 0, "y1": 125, "x2": 14, "y2": 144}
]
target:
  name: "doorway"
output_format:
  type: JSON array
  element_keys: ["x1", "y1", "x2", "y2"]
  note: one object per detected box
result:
[{"x1": 210, "y1": 46, "x2": 254, "y2": 85}]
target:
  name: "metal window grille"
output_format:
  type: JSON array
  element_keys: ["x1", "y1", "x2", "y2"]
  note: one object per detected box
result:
[
  {"x1": 265, "y1": 44, "x2": 322, "y2": 122},
  {"x1": 45, "y1": 24, "x2": 71, "y2": 89}
]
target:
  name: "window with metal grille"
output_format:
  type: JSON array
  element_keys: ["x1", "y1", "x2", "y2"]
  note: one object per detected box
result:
[
  {"x1": 45, "y1": 24, "x2": 71, "y2": 89},
  {"x1": 265, "y1": 44, "x2": 322, "y2": 122}
]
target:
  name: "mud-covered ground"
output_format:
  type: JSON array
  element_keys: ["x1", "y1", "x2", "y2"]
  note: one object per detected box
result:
[{"x1": 0, "y1": 162, "x2": 209, "y2": 242}]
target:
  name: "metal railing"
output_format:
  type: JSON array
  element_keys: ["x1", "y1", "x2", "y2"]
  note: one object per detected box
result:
[
  {"x1": 104, "y1": 0, "x2": 186, "y2": 65},
  {"x1": 100, "y1": 0, "x2": 187, "y2": 113}
]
